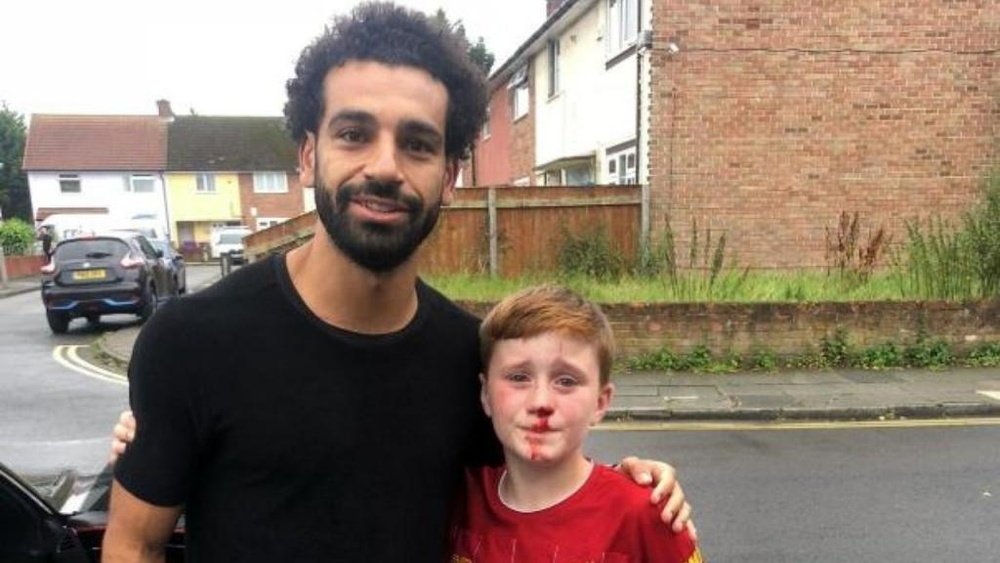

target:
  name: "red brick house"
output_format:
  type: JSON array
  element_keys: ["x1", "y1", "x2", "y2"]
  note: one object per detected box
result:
[{"x1": 475, "y1": 0, "x2": 998, "y2": 268}]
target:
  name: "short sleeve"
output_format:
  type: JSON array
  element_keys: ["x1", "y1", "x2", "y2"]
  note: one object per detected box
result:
[
  {"x1": 630, "y1": 490, "x2": 701, "y2": 563},
  {"x1": 113, "y1": 301, "x2": 205, "y2": 507}
]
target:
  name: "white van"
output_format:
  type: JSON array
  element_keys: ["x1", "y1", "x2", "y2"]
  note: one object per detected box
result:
[
  {"x1": 38, "y1": 214, "x2": 113, "y2": 242},
  {"x1": 211, "y1": 226, "x2": 252, "y2": 263}
]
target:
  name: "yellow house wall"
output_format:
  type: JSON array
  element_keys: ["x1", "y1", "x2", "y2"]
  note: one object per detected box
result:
[{"x1": 166, "y1": 173, "x2": 243, "y2": 242}]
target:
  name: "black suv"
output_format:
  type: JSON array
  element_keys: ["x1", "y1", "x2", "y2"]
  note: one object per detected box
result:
[{"x1": 41, "y1": 231, "x2": 176, "y2": 334}]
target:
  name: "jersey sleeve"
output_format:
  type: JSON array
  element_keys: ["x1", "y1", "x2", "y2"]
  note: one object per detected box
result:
[
  {"x1": 113, "y1": 301, "x2": 206, "y2": 507},
  {"x1": 633, "y1": 497, "x2": 703, "y2": 563}
]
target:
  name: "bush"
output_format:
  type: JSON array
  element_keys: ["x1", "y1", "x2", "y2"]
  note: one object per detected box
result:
[
  {"x1": 0, "y1": 218, "x2": 36, "y2": 255},
  {"x1": 556, "y1": 223, "x2": 626, "y2": 281}
]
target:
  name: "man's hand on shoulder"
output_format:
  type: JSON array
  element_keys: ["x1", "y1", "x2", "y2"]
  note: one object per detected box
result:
[
  {"x1": 108, "y1": 410, "x2": 136, "y2": 464},
  {"x1": 616, "y1": 456, "x2": 698, "y2": 541}
]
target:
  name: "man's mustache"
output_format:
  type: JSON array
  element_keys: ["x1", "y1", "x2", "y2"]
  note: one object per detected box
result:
[{"x1": 334, "y1": 180, "x2": 422, "y2": 213}]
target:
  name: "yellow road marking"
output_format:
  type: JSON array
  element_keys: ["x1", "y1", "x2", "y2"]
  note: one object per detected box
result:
[
  {"x1": 596, "y1": 417, "x2": 1000, "y2": 431},
  {"x1": 977, "y1": 390, "x2": 1000, "y2": 402},
  {"x1": 52, "y1": 345, "x2": 128, "y2": 386}
]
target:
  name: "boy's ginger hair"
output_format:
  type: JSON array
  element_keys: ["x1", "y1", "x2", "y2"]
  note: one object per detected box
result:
[{"x1": 479, "y1": 285, "x2": 615, "y2": 385}]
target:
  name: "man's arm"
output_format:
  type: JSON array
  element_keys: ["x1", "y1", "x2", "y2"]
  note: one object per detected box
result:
[{"x1": 102, "y1": 479, "x2": 183, "y2": 562}]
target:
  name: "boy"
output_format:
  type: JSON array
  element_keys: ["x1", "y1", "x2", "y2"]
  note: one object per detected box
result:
[{"x1": 451, "y1": 285, "x2": 703, "y2": 563}]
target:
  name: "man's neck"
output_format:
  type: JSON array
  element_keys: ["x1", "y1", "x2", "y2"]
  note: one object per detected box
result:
[
  {"x1": 499, "y1": 453, "x2": 593, "y2": 513},
  {"x1": 285, "y1": 222, "x2": 420, "y2": 334}
]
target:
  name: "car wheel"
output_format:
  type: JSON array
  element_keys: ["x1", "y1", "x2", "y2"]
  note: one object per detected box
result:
[
  {"x1": 46, "y1": 311, "x2": 70, "y2": 334},
  {"x1": 139, "y1": 285, "x2": 158, "y2": 321},
  {"x1": 85, "y1": 314, "x2": 101, "y2": 325}
]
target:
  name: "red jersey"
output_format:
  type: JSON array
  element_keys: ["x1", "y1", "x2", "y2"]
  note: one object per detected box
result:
[{"x1": 450, "y1": 464, "x2": 703, "y2": 563}]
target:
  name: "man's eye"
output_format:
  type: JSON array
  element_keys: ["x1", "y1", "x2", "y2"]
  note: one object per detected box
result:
[
  {"x1": 338, "y1": 129, "x2": 365, "y2": 143},
  {"x1": 404, "y1": 139, "x2": 434, "y2": 154}
]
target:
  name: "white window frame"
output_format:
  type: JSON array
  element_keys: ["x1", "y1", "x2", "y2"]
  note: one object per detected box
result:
[
  {"x1": 482, "y1": 106, "x2": 491, "y2": 139},
  {"x1": 607, "y1": 147, "x2": 637, "y2": 184},
  {"x1": 255, "y1": 217, "x2": 285, "y2": 230},
  {"x1": 509, "y1": 64, "x2": 530, "y2": 121},
  {"x1": 547, "y1": 39, "x2": 560, "y2": 98},
  {"x1": 253, "y1": 172, "x2": 288, "y2": 194},
  {"x1": 128, "y1": 174, "x2": 155, "y2": 193},
  {"x1": 607, "y1": 0, "x2": 638, "y2": 57},
  {"x1": 196, "y1": 173, "x2": 216, "y2": 193},
  {"x1": 58, "y1": 174, "x2": 81, "y2": 194}
]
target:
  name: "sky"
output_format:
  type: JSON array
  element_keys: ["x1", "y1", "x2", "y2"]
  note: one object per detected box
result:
[{"x1": 2, "y1": 0, "x2": 546, "y2": 120}]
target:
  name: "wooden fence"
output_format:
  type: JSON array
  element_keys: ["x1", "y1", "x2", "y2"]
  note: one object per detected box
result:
[{"x1": 245, "y1": 185, "x2": 642, "y2": 277}]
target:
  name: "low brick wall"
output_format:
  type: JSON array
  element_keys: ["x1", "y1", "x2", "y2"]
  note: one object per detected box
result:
[
  {"x1": 3, "y1": 255, "x2": 45, "y2": 278},
  {"x1": 457, "y1": 299, "x2": 1000, "y2": 358}
]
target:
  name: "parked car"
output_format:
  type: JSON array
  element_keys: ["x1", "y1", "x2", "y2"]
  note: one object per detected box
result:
[
  {"x1": 40, "y1": 231, "x2": 176, "y2": 333},
  {"x1": 0, "y1": 461, "x2": 185, "y2": 562},
  {"x1": 210, "y1": 226, "x2": 252, "y2": 265},
  {"x1": 150, "y1": 239, "x2": 187, "y2": 295}
]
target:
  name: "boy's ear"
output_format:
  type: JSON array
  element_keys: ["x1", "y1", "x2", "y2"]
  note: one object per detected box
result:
[
  {"x1": 591, "y1": 383, "x2": 615, "y2": 426},
  {"x1": 479, "y1": 373, "x2": 492, "y2": 417}
]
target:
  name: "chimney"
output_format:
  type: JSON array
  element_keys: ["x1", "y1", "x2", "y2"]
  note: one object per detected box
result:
[
  {"x1": 156, "y1": 99, "x2": 174, "y2": 119},
  {"x1": 546, "y1": 0, "x2": 566, "y2": 17}
]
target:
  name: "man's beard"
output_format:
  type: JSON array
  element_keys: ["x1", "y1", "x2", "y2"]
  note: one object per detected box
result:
[{"x1": 314, "y1": 167, "x2": 443, "y2": 273}]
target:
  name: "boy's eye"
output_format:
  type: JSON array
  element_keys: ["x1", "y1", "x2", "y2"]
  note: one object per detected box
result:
[
  {"x1": 504, "y1": 372, "x2": 530, "y2": 383},
  {"x1": 554, "y1": 375, "x2": 580, "y2": 388}
]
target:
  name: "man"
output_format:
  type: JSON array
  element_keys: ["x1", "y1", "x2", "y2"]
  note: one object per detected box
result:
[{"x1": 104, "y1": 4, "x2": 692, "y2": 561}]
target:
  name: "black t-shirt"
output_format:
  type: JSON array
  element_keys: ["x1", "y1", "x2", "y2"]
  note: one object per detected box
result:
[{"x1": 115, "y1": 254, "x2": 500, "y2": 562}]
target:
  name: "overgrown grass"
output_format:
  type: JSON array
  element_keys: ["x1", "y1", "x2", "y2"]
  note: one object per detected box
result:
[{"x1": 425, "y1": 270, "x2": 910, "y2": 303}]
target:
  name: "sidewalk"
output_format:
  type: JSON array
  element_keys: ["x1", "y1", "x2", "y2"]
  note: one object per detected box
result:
[
  {"x1": 96, "y1": 324, "x2": 1000, "y2": 421},
  {"x1": 0, "y1": 276, "x2": 40, "y2": 299}
]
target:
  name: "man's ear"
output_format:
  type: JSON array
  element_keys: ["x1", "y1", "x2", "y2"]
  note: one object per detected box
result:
[
  {"x1": 591, "y1": 383, "x2": 615, "y2": 426},
  {"x1": 298, "y1": 132, "x2": 316, "y2": 188},
  {"x1": 479, "y1": 373, "x2": 492, "y2": 417},
  {"x1": 441, "y1": 159, "x2": 459, "y2": 206}
]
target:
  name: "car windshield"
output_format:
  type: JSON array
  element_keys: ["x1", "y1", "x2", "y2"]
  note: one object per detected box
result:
[
  {"x1": 218, "y1": 233, "x2": 245, "y2": 244},
  {"x1": 55, "y1": 239, "x2": 130, "y2": 261}
]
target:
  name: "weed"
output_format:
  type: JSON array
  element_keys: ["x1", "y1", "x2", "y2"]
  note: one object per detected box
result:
[
  {"x1": 904, "y1": 337, "x2": 953, "y2": 369},
  {"x1": 854, "y1": 342, "x2": 903, "y2": 370},
  {"x1": 825, "y1": 211, "x2": 890, "y2": 287},
  {"x1": 627, "y1": 348, "x2": 680, "y2": 372},
  {"x1": 681, "y1": 344, "x2": 714, "y2": 372},
  {"x1": 820, "y1": 329, "x2": 851, "y2": 368},
  {"x1": 751, "y1": 349, "x2": 779, "y2": 371},
  {"x1": 556, "y1": 223, "x2": 626, "y2": 281},
  {"x1": 966, "y1": 342, "x2": 1000, "y2": 367}
]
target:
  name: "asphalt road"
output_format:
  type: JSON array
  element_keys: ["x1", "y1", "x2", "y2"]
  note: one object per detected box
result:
[
  {"x1": 0, "y1": 264, "x2": 220, "y2": 476},
  {"x1": 587, "y1": 422, "x2": 1000, "y2": 562}
]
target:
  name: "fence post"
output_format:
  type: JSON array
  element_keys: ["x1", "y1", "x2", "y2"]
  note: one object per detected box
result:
[
  {"x1": 0, "y1": 245, "x2": 8, "y2": 288},
  {"x1": 488, "y1": 187, "x2": 498, "y2": 277},
  {"x1": 640, "y1": 182, "x2": 651, "y2": 259}
]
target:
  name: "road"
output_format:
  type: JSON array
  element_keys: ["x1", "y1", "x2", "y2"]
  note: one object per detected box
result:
[
  {"x1": 0, "y1": 264, "x2": 220, "y2": 476},
  {"x1": 588, "y1": 422, "x2": 999, "y2": 562},
  {"x1": 1, "y1": 266, "x2": 997, "y2": 560}
]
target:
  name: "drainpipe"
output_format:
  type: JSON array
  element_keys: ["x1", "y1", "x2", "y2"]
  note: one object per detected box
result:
[
  {"x1": 159, "y1": 171, "x2": 172, "y2": 244},
  {"x1": 636, "y1": 1, "x2": 651, "y2": 256}
]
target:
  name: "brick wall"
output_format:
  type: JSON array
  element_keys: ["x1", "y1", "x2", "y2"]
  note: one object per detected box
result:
[
  {"x1": 648, "y1": 0, "x2": 999, "y2": 269},
  {"x1": 458, "y1": 298, "x2": 1000, "y2": 358},
  {"x1": 238, "y1": 172, "x2": 305, "y2": 229}
]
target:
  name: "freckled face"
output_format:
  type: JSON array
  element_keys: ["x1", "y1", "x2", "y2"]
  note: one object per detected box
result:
[
  {"x1": 299, "y1": 61, "x2": 457, "y2": 272},
  {"x1": 481, "y1": 333, "x2": 613, "y2": 468}
]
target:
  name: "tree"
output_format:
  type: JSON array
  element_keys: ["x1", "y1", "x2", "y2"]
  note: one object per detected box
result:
[
  {"x1": 432, "y1": 9, "x2": 496, "y2": 76},
  {"x1": 0, "y1": 103, "x2": 31, "y2": 222}
]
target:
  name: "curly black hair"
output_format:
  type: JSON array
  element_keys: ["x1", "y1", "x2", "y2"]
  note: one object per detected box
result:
[{"x1": 284, "y1": 2, "x2": 487, "y2": 161}]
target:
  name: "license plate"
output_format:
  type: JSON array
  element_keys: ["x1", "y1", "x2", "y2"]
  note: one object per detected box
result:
[{"x1": 72, "y1": 269, "x2": 107, "y2": 281}]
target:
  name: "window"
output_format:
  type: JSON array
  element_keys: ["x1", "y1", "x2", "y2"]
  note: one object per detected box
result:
[
  {"x1": 128, "y1": 174, "x2": 155, "y2": 193},
  {"x1": 607, "y1": 147, "x2": 637, "y2": 184},
  {"x1": 482, "y1": 107, "x2": 491, "y2": 139},
  {"x1": 509, "y1": 64, "x2": 530, "y2": 121},
  {"x1": 607, "y1": 0, "x2": 638, "y2": 55},
  {"x1": 59, "y1": 174, "x2": 81, "y2": 193},
  {"x1": 253, "y1": 172, "x2": 288, "y2": 194},
  {"x1": 256, "y1": 218, "x2": 284, "y2": 230},
  {"x1": 565, "y1": 164, "x2": 594, "y2": 185},
  {"x1": 196, "y1": 173, "x2": 216, "y2": 193},
  {"x1": 547, "y1": 40, "x2": 560, "y2": 97}
]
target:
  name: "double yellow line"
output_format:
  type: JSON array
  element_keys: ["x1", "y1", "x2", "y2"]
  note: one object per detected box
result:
[{"x1": 52, "y1": 345, "x2": 128, "y2": 386}]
